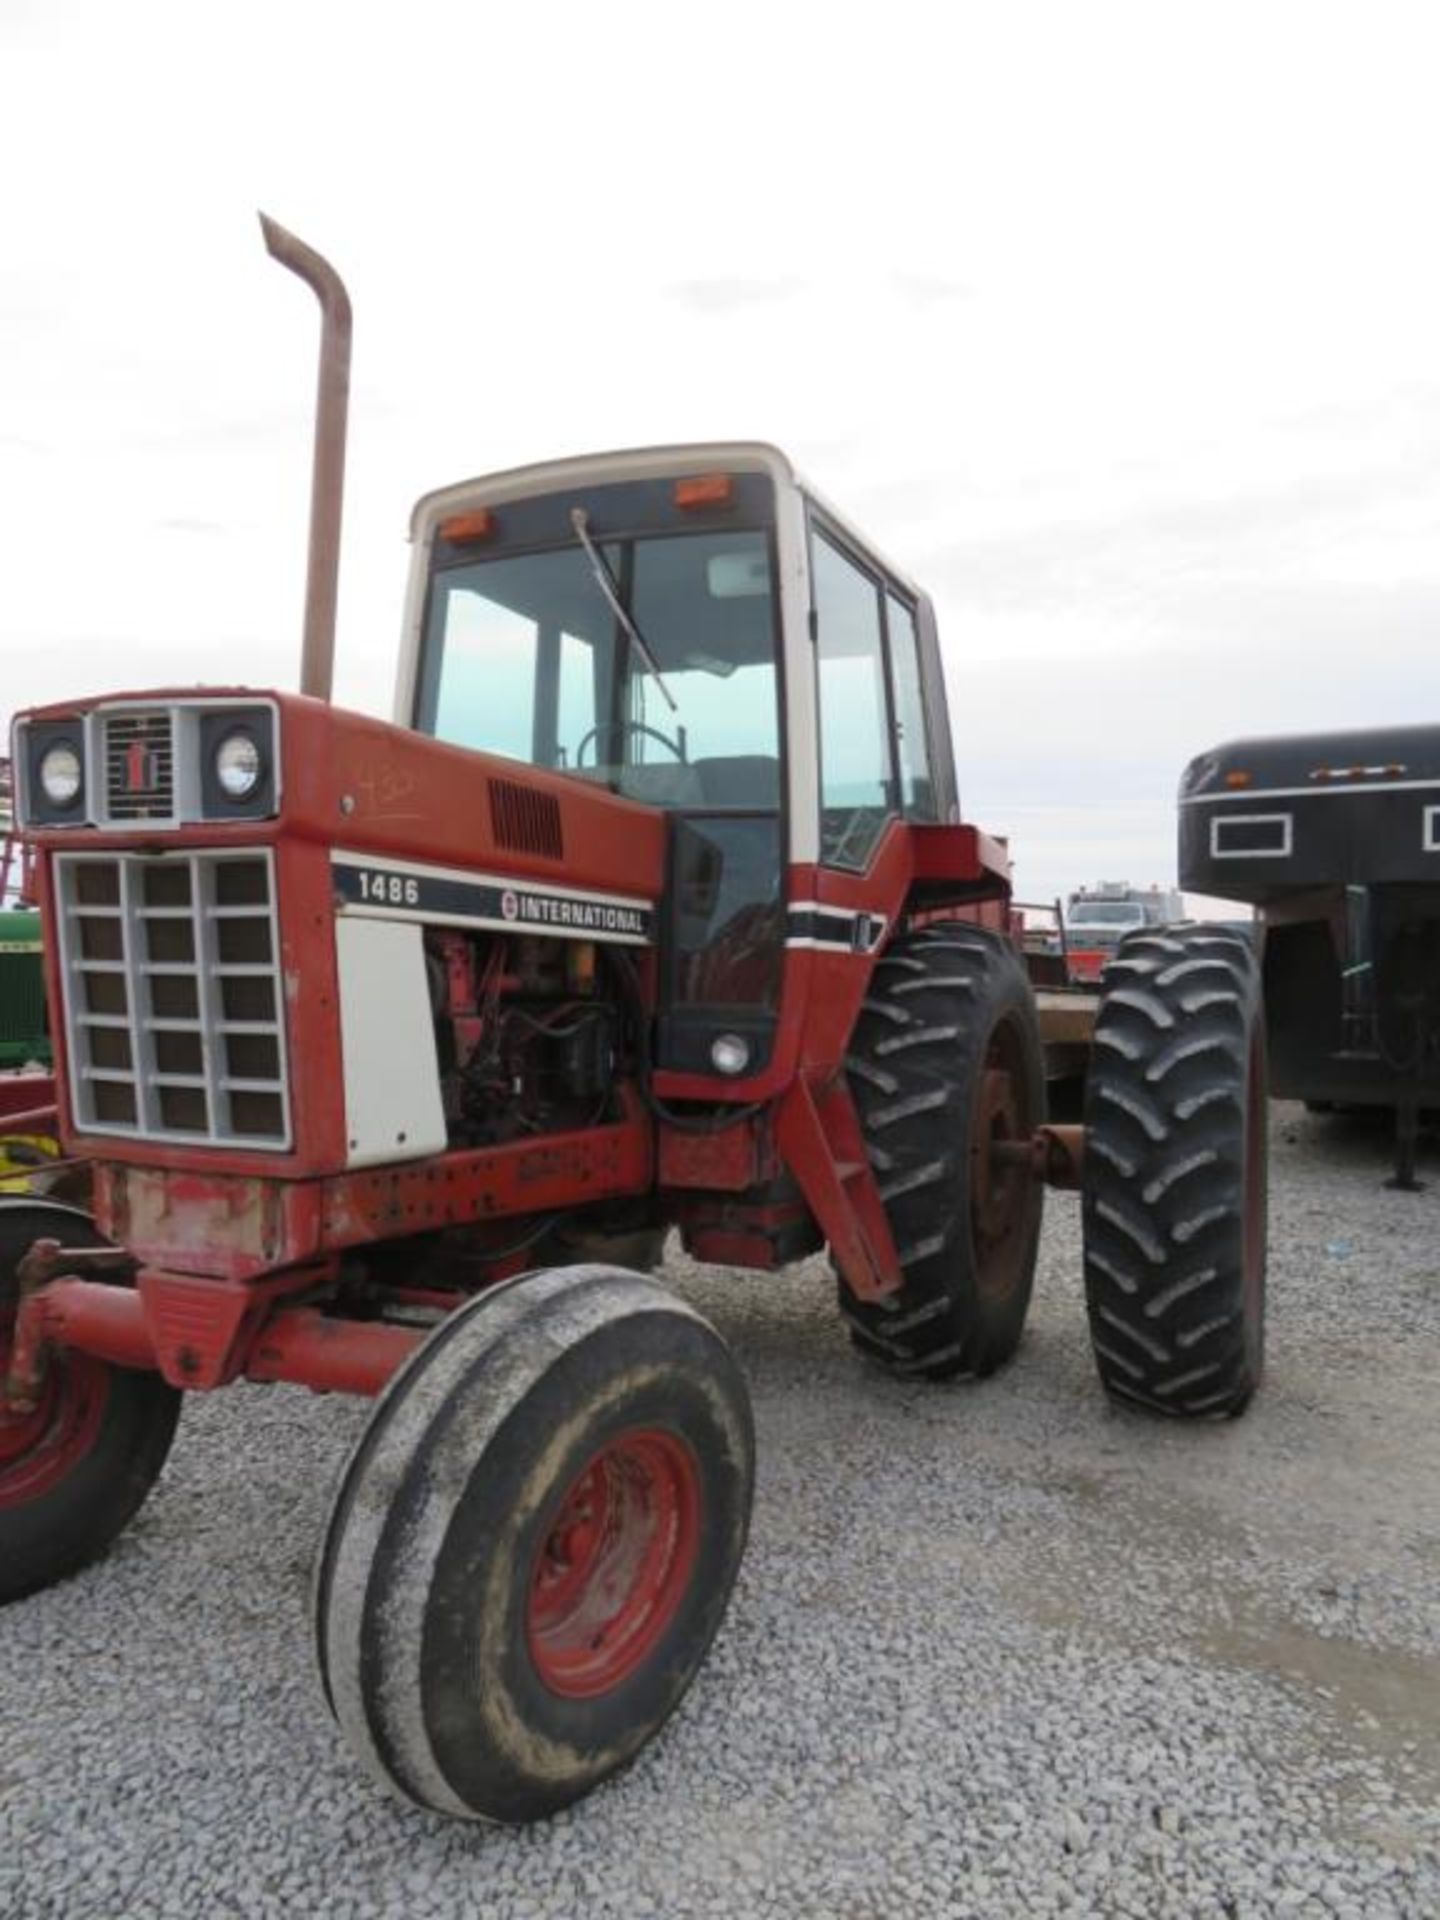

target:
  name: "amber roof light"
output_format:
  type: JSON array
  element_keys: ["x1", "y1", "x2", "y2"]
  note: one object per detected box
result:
[
  {"x1": 439, "y1": 509, "x2": 496, "y2": 543},
  {"x1": 674, "y1": 474, "x2": 734, "y2": 509}
]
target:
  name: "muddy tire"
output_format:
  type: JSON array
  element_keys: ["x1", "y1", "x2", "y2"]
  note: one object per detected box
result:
[
  {"x1": 843, "y1": 926, "x2": 1046, "y2": 1379},
  {"x1": 1082, "y1": 925, "x2": 1267, "y2": 1417},
  {"x1": 0, "y1": 1200, "x2": 181, "y2": 1603},
  {"x1": 315, "y1": 1264, "x2": 754, "y2": 1824}
]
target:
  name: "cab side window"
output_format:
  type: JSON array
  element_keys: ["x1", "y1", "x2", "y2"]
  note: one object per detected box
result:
[
  {"x1": 885, "y1": 594, "x2": 937, "y2": 821},
  {"x1": 812, "y1": 531, "x2": 895, "y2": 868}
]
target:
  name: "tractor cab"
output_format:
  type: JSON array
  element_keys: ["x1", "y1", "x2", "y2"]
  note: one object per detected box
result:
[{"x1": 398, "y1": 444, "x2": 960, "y2": 1081}]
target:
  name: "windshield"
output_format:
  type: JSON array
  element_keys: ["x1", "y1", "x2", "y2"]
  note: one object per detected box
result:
[
  {"x1": 416, "y1": 521, "x2": 781, "y2": 811},
  {"x1": 1068, "y1": 902, "x2": 1146, "y2": 926}
]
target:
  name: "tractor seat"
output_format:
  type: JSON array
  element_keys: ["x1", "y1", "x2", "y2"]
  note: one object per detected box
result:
[{"x1": 693, "y1": 755, "x2": 781, "y2": 809}]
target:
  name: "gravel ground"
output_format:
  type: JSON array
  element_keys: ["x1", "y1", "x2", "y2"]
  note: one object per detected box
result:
[{"x1": 2, "y1": 1103, "x2": 1438, "y2": 1919}]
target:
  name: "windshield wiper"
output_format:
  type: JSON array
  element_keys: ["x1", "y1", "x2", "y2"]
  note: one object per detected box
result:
[{"x1": 569, "y1": 507, "x2": 678, "y2": 712}]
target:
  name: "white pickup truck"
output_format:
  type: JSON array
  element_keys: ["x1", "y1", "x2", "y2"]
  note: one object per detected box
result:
[{"x1": 1062, "y1": 885, "x2": 1183, "y2": 978}]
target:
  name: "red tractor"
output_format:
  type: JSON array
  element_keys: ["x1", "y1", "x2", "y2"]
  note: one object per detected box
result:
[{"x1": 1, "y1": 222, "x2": 1268, "y2": 1824}]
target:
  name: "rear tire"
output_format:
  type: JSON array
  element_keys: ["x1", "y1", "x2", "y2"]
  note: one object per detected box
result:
[
  {"x1": 315, "y1": 1265, "x2": 754, "y2": 1824},
  {"x1": 1082, "y1": 926, "x2": 1267, "y2": 1417},
  {"x1": 0, "y1": 1200, "x2": 181, "y2": 1603},
  {"x1": 843, "y1": 926, "x2": 1046, "y2": 1379}
]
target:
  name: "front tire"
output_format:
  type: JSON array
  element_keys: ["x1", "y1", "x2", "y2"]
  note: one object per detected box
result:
[
  {"x1": 843, "y1": 925, "x2": 1046, "y2": 1379},
  {"x1": 1082, "y1": 925, "x2": 1267, "y2": 1417},
  {"x1": 315, "y1": 1265, "x2": 754, "y2": 1824},
  {"x1": 0, "y1": 1200, "x2": 181, "y2": 1603}
]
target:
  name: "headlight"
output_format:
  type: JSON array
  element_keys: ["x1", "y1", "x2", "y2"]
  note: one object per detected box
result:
[
  {"x1": 39, "y1": 741, "x2": 83, "y2": 808},
  {"x1": 710, "y1": 1032, "x2": 751, "y2": 1076},
  {"x1": 215, "y1": 731, "x2": 262, "y2": 799}
]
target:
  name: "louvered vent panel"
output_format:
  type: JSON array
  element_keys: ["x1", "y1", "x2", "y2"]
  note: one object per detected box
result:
[
  {"x1": 488, "y1": 779, "x2": 564, "y2": 860},
  {"x1": 104, "y1": 711, "x2": 175, "y2": 823}
]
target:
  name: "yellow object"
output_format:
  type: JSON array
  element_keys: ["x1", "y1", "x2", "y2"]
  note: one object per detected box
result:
[{"x1": 0, "y1": 1131, "x2": 60, "y2": 1194}]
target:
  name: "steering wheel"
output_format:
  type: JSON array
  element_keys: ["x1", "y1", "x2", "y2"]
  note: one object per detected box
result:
[{"x1": 574, "y1": 719, "x2": 688, "y2": 768}]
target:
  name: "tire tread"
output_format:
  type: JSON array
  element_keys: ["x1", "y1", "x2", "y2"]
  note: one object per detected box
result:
[
  {"x1": 842, "y1": 928, "x2": 1044, "y2": 1381},
  {"x1": 1082, "y1": 926, "x2": 1266, "y2": 1418}
]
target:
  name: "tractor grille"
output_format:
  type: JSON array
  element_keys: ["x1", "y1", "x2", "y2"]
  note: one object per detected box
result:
[
  {"x1": 103, "y1": 710, "x2": 176, "y2": 823},
  {"x1": 489, "y1": 778, "x2": 564, "y2": 860},
  {"x1": 55, "y1": 850, "x2": 290, "y2": 1147}
]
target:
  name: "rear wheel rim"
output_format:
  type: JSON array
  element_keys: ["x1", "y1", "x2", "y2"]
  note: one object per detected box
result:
[
  {"x1": 970, "y1": 1015, "x2": 1038, "y2": 1298},
  {"x1": 0, "y1": 1324, "x2": 107, "y2": 1508},
  {"x1": 527, "y1": 1427, "x2": 702, "y2": 1698}
]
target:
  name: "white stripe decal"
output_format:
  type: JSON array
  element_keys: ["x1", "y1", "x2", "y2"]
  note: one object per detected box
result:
[
  {"x1": 785, "y1": 902, "x2": 888, "y2": 953},
  {"x1": 1183, "y1": 777, "x2": 1440, "y2": 805},
  {"x1": 786, "y1": 937, "x2": 872, "y2": 953}
]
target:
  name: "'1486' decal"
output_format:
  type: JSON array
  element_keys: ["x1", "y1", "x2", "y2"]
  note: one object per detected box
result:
[{"x1": 354, "y1": 869, "x2": 420, "y2": 907}]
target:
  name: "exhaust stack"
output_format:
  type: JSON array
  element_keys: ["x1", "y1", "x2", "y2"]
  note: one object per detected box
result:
[{"x1": 259, "y1": 213, "x2": 352, "y2": 704}]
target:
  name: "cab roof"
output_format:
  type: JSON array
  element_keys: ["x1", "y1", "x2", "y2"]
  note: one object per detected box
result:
[{"x1": 408, "y1": 441, "x2": 927, "y2": 604}]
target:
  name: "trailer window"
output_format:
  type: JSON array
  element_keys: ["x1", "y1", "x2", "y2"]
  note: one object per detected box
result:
[{"x1": 812, "y1": 532, "x2": 894, "y2": 867}]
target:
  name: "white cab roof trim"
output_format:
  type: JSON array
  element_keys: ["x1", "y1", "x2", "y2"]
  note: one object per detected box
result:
[
  {"x1": 410, "y1": 442, "x2": 801, "y2": 542},
  {"x1": 408, "y1": 441, "x2": 925, "y2": 599}
]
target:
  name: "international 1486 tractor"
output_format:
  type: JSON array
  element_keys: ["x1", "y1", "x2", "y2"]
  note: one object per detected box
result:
[{"x1": 2, "y1": 222, "x2": 1268, "y2": 1824}]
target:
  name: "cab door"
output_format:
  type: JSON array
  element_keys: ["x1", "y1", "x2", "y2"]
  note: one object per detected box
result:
[{"x1": 655, "y1": 810, "x2": 786, "y2": 1078}]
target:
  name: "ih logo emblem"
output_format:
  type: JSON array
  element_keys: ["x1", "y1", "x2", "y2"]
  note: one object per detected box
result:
[{"x1": 125, "y1": 739, "x2": 159, "y2": 792}]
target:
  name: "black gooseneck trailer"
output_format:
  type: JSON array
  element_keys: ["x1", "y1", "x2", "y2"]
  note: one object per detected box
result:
[{"x1": 1180, "y1": 723, "x2": 1440, "y2": 1187}]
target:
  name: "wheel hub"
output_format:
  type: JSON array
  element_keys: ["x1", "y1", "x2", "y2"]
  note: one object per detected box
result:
[
  {"x1": 528, "y1": 1428, "x2": 701, "y2": 1699},
  {"x1": 973, "y1": 1065, "x2": 1023, "y2": 1239},
  {"x1": 0, "y1": 1321, "x2": 106, "y2": 1509}
]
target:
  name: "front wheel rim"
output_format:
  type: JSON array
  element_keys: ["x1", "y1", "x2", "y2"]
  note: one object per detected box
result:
[
  {"x1": 527, "y1": 1427, "x2": 702, "y2": 1699},
  {"x1": 0, "y1": 1327, "x2": 107, "y2": 1508}
]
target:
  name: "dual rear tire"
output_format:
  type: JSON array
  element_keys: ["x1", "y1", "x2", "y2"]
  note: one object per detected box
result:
[
  {"x1": 1081, "y1": 925, "x2": 1267, "y2": 1416},
  {"x1": 842, "y1": 919, "x2": 1267, "y2": 1421}
]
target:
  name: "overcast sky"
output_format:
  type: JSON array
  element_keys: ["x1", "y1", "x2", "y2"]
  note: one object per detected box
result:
[{"x1": 4, "y1": 2, "x2": 1437, "y2": 908}]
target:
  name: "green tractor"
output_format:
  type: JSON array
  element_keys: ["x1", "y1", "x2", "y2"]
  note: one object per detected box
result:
[
  {"x1": 2, "y1": 754, "x2": 47, "y2": 1071},
  {"x1": 0, "y1": 908, "x2": 48, "y2": 1071},
  {"x1": 1, "y1": 786, "x2": 59, "y2": 1187}
]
